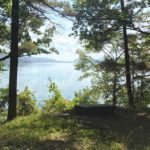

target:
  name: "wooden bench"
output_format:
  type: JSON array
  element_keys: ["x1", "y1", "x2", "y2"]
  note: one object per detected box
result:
[{"x1": 74, "y1": 104, "x2": 116, "y2": 117}]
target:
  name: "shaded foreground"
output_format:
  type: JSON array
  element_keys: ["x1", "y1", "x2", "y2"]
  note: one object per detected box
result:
[{"x1": 0, "y1": 108, "x2": 150, "y2": 150}]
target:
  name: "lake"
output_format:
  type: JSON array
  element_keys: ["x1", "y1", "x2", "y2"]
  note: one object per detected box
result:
[{"x1": 0, "y1": 62, "x2": 90, "y2": 101}]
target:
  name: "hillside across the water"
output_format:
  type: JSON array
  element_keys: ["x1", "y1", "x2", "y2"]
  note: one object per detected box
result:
[
  {"x1": 19, "y1": 56, "x2": 74, "y2": 63},
  {"x1": 0, "y1": 54, "x2": 73, "y2": 65}
]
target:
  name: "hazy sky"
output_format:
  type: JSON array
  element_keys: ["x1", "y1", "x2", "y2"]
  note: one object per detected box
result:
[
  {"x1": 35, "y1": 0, "x2": 103, "y2": 61},
  {"x1": 40, "y1": 16, "x2": 103, "y2": 61},
  {"x1": 36, "y1": 10, "x2": 82, "y2": 61},
  {"x1": 50, "y1": 17, "x2": 81, "y2": 61}
]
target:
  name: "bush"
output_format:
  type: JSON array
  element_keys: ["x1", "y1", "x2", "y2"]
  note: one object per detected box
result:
[
  {"x1": 17, "y1": 87, "x2": 37, "y2": 116},
  {"x1": 72, "y1": 88, "x2": 98, "y2": 105},
  {"x1": 0, "y1": 87, "x2": 37, "y2": 116},
  {"x1": 0, "y1": 88, "x2": 9, "y2": 113},
  {"x1": 42, "y1": 80, "x2": 70, "y2": 112}
]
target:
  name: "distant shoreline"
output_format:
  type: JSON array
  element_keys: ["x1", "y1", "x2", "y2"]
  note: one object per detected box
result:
[
  {"x1": 1, "y1": 54, "x2": 74, "y2": 65},
  {"x1": 20, "y1": 60, "x2": 74, "y2": 64}
]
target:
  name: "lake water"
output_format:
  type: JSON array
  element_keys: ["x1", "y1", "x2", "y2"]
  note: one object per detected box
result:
[{"x1": 0, "y1": 62, "x2": 90, "y2": 101}]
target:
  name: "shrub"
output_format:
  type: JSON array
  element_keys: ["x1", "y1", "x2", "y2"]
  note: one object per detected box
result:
[
  {"x1": 17, "y1": 87, "x2": 37, "y2": 116},
  {"x1": 42, "y1": 80, "x2": 70, "y2": 112},
  {"x1": 72, "y1": 88, "x2": 98, "y2": 105},
  {"x1": 0, "y1": 87, "x2": 9, "y2": 113}
]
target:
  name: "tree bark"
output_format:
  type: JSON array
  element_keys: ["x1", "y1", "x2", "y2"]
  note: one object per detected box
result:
[
  {"x1": 113, "y1": 70, "x2": 117, "y2": 106},
  {"x1": 7, "y1": 0, "x2": 19, "y2": 121},
  {"x1": 120, "y1": 0, "x2": 134, "y2": 108}
]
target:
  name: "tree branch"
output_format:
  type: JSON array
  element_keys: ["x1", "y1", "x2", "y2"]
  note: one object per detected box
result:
[
  {"x1": 0, "y1": 53, "x2": 10, "y2": 61},
  {"x1": 27, "y1": 3, "x2": 57, "y2": 25},
  {"x1": 131, "y1": 23, "x2": 150, "y2": 35},
  {"x1": 41, "y1": 1, "x2": 74, "y2": 22}
]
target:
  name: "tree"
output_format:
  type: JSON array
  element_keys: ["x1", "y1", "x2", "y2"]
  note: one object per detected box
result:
[
  {"x1": 0, "y1": 0, "x2": 72, "y2": 120},
  {"x1": 0, "y1": 0, "x2": 72, "y2": 60},
  {"x1": 75, "y1": 35, "x2": 127, "y2": 106},
  {"x1": 120, "y1": 0, "x2": 133, "y2": 107},
  {"x1": 128, "y1": 34, "x2": 150, "y2": 108},
  {"x1": 7, "y1": 0, "x2": 19, "y2": 121},
  {"x1": 72, "y1": 0, "x2": 150, "y2": 107}
]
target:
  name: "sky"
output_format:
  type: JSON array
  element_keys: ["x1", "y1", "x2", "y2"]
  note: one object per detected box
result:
[
  {"x1": 35, "y1": 5, "x2": 82, "y2": 61},
  {"x1": 38, "y1": 16, "x2": 103, "y2": 61},
  {"x1": 34, "y1": 0, "x2": 103, "y2": 62},
  {"x1": 50, "y1": 17, "x2": 82, "y2": 61}
]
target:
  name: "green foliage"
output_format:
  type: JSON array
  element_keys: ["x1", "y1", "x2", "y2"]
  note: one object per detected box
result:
[
  {"x1": 42, "y1": 80, "x2": 70, "y2": 112},
  {"x1": 17, "y1": 87, "x2": 37, "y2": 116},
  {"x1": 73, "y1": 0, "x2": 150, "y2": 108},
  {"x1": 73, "y1": 0, "x2": 150, "y2": 51},
  {"x1": 0, "y1": 87, "x2": 9, "y2": 113},
  {"x1": 0, "y1": 0, "x2": 11, "y2": 45},
  {"x1": 73, "y1": 0, "x2": 120, "y2": 50},
  {"x1": 134, "y1": 86, "x2": 150, "y2": 109},
  {"x1": 72, "y1": 87, "x2": 99, "y2": 105},
  {"x1": 128, "y1": 34, "x2": 150, "y2": 108},
  {"x1": 74, "y1": 38, "x2": 128, "y2": 106},
  {"x1": 0, "y1": 0, "x2": 72, "y2": 56},
  {"x1": 0, "y1": 86, "x2": 38, "y2": 116}
]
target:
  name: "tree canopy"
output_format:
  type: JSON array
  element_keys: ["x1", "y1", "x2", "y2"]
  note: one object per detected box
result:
[{"x1": 73, "y1": 0, "x2": 150, "y2": 107}]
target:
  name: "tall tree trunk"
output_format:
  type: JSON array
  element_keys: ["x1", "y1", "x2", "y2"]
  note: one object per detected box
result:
[
  {"x1": 140, "y1": 71, "x2": 144, "y2": 102},
  {"x1": 7, "y1": 0, "x2": 19, "y2": 121},
  {"x1": 131, "y1": 51, "x2": 135, "y2": 104},
  {"x1": 120, "y1": 0, "x2": 134, "y2": 107},
  {"x1": 112, "y1": 69, "x2": 117, "y2": 106}
]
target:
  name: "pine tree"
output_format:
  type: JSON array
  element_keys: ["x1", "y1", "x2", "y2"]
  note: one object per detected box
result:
[
  {"x1": 72, "y1": 0, "x2": 150, "y2": 107},
  {"x1": 7, "y1": 0, "x2": 19, "y2": 121},
  {"x1": 0, "y1": 0, "x2": 72, "y2": 120}
]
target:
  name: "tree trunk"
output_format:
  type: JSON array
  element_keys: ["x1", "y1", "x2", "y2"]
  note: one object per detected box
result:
[
  {"x1": 140, "y1": 71, "x2": 144, "y2": 102},
  {"x1": 120, "y1": 0, "x2": 134, "y2": 108},
  {"x1": 112, "y1": 69, "x2": 117, "y2": 106},
  {"x1": 7, "y1": 0, "x2": 19, "y2": 121}
]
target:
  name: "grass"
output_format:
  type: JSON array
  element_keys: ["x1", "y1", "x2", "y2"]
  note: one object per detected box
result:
[{"x1": 0, "y1": 108, "x2": 150, "y2": 150}]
